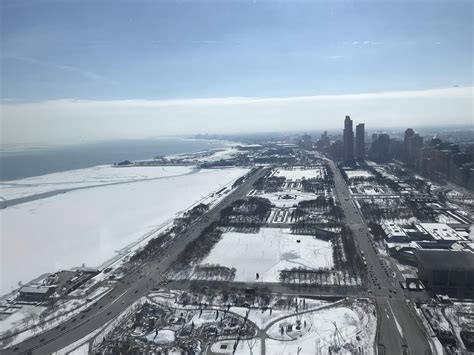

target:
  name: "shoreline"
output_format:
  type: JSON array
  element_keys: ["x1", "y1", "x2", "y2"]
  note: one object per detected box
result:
[{"x1": 0, "y1": 165, "x2": 250, "y2": 296}]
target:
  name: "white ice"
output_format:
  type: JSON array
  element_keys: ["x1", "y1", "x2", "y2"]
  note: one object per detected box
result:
[
  {"x1": 274, "y1": 167, "x2": 325, "y2": 181},
  {"x1": 0, "y1": 165, "x2": 194, "y2": 200},
  {"x1": 0, "y1": 167, "x2": 249, "y2": 294}
]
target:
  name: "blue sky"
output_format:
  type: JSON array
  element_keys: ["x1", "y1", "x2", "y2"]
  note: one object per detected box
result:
[{"x1": 1, "y1": 0, "x2": 473, "y2": 143}]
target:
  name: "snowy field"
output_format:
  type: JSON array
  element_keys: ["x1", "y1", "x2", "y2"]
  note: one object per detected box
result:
[
  {"x1": 345, "y1": 170, "x2": 374, "y2": 180},
  {"x1": 265, "y1": 302, "x2": 376, "y2": 354},
  {"x1": 199, "y1": 228, "x2": 334, "y2": 282},
  {"x1": 0, "y1": 167, "x2": 248, "y2": 294},
  {"x1": 171, "y1": 146, "x2": 240, "y2": 163},
  {"x1": 255, "y1": 191, "x2": 320, "y2": 208},
  {"x1": 274, "y1": 167, "x2": 324, "y2": 181},
  {"x1": 0, "y1": 165, "x2": 194, "y2": 200}
]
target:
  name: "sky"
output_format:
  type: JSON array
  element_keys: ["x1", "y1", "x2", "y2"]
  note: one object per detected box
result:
[{"x1": 1, "y1": 0, "x2": 473, "y2": 144}]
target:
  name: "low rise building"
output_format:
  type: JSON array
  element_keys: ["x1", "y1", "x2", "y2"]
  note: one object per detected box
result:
[
  {"x1": 416, "y1": 223, "x2": 466, "y2": 243},
  {"x1": 382, "y1": 222, "x2": 409, "y2": 242},
  {"x1": 18, "y1": 285, "x2": 55, "y2": 302},
  {"x1": 415, "y1": 250, "x2": 474, "y2": 293}
]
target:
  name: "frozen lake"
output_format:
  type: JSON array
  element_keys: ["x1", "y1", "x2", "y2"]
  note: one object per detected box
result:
[{"x1": 0, "y1": 166, "x2": 248, "y2": 294}]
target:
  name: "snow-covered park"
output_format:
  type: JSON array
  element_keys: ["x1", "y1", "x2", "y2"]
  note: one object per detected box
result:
[
  {"x1": 85, "y1": 290, "x2": 376, "y2": 355},
  {"x1": 199, "y1": 228, "x2": 334, "y2": 282},
  {"x1": 274, "y1": 166, "x2": 325, "y2": 181},
  {"x1": 256, "y1": 191, "x2": 320, "y2": 208},
  {"x1": 265, "y1": 302, "x2": 376, "y2": 354},
  {"x1": 0, "y1": 166, "x2": 249, "y2": 295},
  {"x1": 345, "y1": 170, "x2": 374, "y2": 180}
]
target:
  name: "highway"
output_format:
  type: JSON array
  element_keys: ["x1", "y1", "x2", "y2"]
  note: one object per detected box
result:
[
  {"x1": 328, "y1": 159, "x2": 432, "y2": 355},
  {"x1": 3, "y1": 168, "x2": 266, "y2": 355}
]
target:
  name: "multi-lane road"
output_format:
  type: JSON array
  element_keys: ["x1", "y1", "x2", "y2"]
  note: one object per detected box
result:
[
  {"x1": 3, "y1": 168, "x2": 266, "y2": 355},
  {"x1": 328, "y1": 159, "x2": 433, "y2": 355}
]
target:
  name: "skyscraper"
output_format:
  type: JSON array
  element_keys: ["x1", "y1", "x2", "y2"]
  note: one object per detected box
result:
[
  {"x1": 403, "y1": 128, "x2": 415, "y2": 162},
  {"x1": 343, "y1": 115, "x2": 354, "y2": 163},
  {"x1": 355, "y1": 123, "x2": 365, "y2": 161}
]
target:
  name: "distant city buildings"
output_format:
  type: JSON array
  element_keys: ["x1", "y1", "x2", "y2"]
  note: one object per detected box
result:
[
  {"x1": 320, "y1": 118, "x2": 473, "y2": 190},
  {"x1": 369, "y1": 133, "x2": 390, "y2": 162},
  {"x1": 343, "y1": 116, "x2": 355, "y2": 164},
  {"x1": 355, "y1": 123, "x2": 365, "y2": 161},
  {"x1": 316, "y1": 131, "x2": 331, "y2": 152},
  {"x1": 296, "y1": 134, "x2": 313, "y2": 150},
  {"x1": 329, "y1": 140, "x2": 343, "y2": 161},
  {"x1": 402, "y1": 129, "x2": 474, "y2": 190}
]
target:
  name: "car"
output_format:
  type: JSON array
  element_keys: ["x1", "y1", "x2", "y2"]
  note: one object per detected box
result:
[
  {"x1": 72, "y1": 318, "x2": 76, "y2": 322},
  {"x1": 107, "y1": 311, "x2": 112, "y2": 316},
  {"x1": 39, "y1": 338, "x2": 45, "y2": 343},
  {"x1": 61, "y1": 326, "x2": 66, "y2": 331}
]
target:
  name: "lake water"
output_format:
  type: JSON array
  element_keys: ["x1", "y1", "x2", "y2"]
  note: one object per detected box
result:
[{"x1": 0, "y1": 138, "x2": 228, "y2": 181}]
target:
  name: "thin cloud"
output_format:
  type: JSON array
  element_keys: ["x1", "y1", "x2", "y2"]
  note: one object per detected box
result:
[
  {"x1": 5, "y1": 56, "x2": 117, "y2": 84},
  {"x1": 348, "y1": 41, "x2": 384, "y2": 46},
  {"x1": 327, "y1": 55, "x2": 344, "y2": 60},
  {"x1": 1, "y1": 86, "x2": 472, "y2": 145}
]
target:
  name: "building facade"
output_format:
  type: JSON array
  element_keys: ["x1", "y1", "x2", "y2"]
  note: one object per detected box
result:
[
  {"x1": 343, "y1": 115, "x2": 354, "y2": 164},
  {"x1": 355, "y1": 123, "x2": 365, "y2": 161}
]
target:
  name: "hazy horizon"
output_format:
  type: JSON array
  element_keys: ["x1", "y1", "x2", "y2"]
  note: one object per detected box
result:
[{"x1": 1, "y1": 0, "x2": 473, "y2": 144}]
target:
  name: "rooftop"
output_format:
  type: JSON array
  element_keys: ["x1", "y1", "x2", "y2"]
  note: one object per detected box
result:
[
  {"x1": 19, "y1": 285, "x2": 53, "y2": 294},
  {"x1": 417, "y1": 223, "x2": 465, "y2": 242},
  {"x1": 382, "y1": 222, "x2": 408, "y2": 238}
]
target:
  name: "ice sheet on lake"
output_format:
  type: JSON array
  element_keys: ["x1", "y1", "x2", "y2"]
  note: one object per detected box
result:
[
  {"x1": 0, "y1": 165, "x2": 194, "y2": 200},
  {"x1": 0, "y1": 167, "x2": 249, "y2": 294}
]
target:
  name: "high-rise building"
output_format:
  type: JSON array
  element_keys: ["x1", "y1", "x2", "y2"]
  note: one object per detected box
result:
[
  {"x1": 300, "y1": 134, "x2": 313, "y2": 150},
  {"x1": 407, "y1": 133, "x2": 423, "y2": 168},
  {"x1": 343, "y1": 115, "x2": 354, "y2": 163},
  {"x1": 403, "y1": 128, "x2": 415, "y2": 162},
  {"x1": 369, "y1": 133, "x2": 390, "y2": 162},
  {"x1": 330, "y1": 140, "x2": 343, "y2": 161},
  {"x1": 355, "y1": 123, "x2": 365, "y2": 161},
  {"x1": 316, "y1": 131, "x2": 331, "y2": 152}
]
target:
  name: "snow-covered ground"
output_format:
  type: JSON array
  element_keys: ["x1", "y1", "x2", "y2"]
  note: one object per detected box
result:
[
  {"x1": 211, "y1": 339, "x2": 261, "y2": 354},
  {"x1": 199, "y1": 228, "x2": 334, "y2": 283},
  {"x1": 1, "y1": 286, "x2": 111, "y2": 347},
  {"x1": 0, "y1": 165, "x2": 194, "y2": 200},
  {"x1": 0, "y1": 304, "x2": 47, "y2": 334},
  {"x1": 266, "y1": 302, "x2": 376, "y2": 354},
  {"x1": 166, "y1": 145, "x2": 241, "y2": 163},
  {"x1": 345, "y1": 170, "x2": 374, "y2": 180},
  {"x1": 255, "y1": 191, "x2": 320, "y2": 208},
  {"x1": 0, "y1": 167, "x2": 249, "y2": 295},
  {"x1": 274, "y1": 167, "x2": 325, "y2": 181}
]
